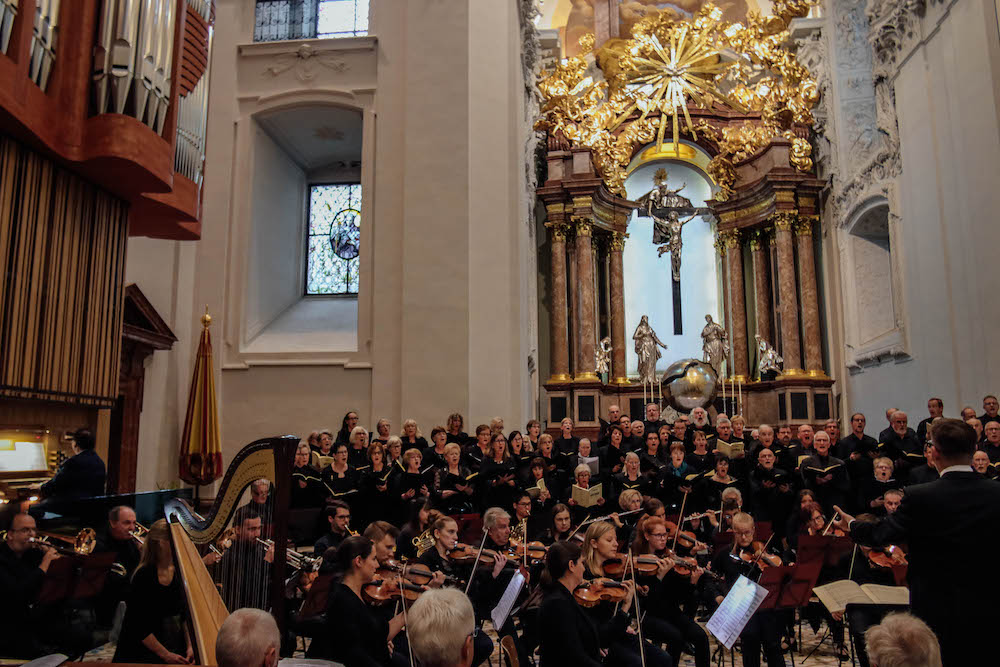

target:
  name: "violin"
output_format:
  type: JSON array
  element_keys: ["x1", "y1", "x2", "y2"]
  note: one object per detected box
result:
[
  {"x1": 740, "y1": 541, "x2": 782, "y2": 569},
  {"x1": 362, "y1": 573, "x2": 425, "y2": 605},
  {"x1": 663, "y1": 520, "x2": 700, "y2": 552},
  {"x1": 380, "y1": 560, "x2": 463, "y2": 587},
  {"x1": 449, "y1": 543, "x2": 524, "y2": 570},
  {"x1": 866, "y1": 545, "x2": 907, "y2": 569},
  {"x1": 509, "y1": 540, "x2": 548, "y2": 563},
  {"x1": 573, "y1": 578, "x2": 630, "y2": 607}
]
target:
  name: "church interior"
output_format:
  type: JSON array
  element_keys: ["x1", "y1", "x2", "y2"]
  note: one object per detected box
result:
[{"x1": 1, "y1": 0, "x2": 998, "y2": 665}]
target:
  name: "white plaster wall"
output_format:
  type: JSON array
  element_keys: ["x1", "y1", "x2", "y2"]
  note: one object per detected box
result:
[
  {"x1": 246, "y1": 124, "x2": 307, "y2": 340},
  {"x1": 845, "y1": 0, "x2": 1000, "y2": 420}
]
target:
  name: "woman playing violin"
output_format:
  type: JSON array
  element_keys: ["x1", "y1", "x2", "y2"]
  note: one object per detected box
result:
[
  {"x1": 632, "y1": 516, "x2": 712, "y2": 667},
  {"x1": 306, "y1": 536, "x2": 406, "y2": 666},
  {"x1": 578, "y1": 522, "x2": 673, "y2": 667},
  {"x1": 708, "y1": 513, "x2": 785, "y2": 667}
]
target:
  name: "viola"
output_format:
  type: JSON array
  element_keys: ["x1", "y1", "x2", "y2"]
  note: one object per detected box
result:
[
  {"x1": 573, "y1": 578, "x2": 629, "y2": 607},
  {"x1": 603, "y1": 554, "x2": 661, "y2": 578}
]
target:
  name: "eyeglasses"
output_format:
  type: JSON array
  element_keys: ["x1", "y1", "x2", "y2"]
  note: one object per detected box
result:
[{"x1": 649, "y1": 532, "x2": 668, "y2": 538}]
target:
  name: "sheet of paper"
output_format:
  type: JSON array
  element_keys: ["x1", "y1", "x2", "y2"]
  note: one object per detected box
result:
[
  {"x1": 706, "y1": 575, "x2": 769, "y2": 649},
  {"x1": 860, "y1": 584, "x2": 910, "y2": 606},
  {"x1": 813, "y1": 580, "x2": 873, "y2": 614},
  {"x1": 491, "y1": 569, "x2": 526, "y2": 631}
]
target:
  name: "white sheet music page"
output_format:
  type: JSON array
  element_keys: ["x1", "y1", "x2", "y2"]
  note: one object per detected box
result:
[
  {"x1": 491, "y1": 569, "x2": 526, "y2": 630},
  {"x1": 706, "y1": 575, "x2": 769, "y2": 649}
]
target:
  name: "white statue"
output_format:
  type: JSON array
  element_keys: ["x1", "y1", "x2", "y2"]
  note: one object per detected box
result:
[
  {"x1": 595, "y1": 337, "x2": 612, "y2": 375},
  {"x1": 756, "y1": 334, "x2": 783, "y2": 377},
  {"x1": 701, "y1": 314, "x2": 729, "y2": 374},
  {"x1": 633, "y1": 316, "x2": 668, "y2": 402}
]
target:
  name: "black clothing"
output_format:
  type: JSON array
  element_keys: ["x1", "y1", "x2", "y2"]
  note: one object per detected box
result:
[
  {"x1": 749, "y1": 465, "x2": 795, "y2": 530},
  {"x1": 916, "y1": 416, "x2": 935, "y2": 445},
  {"x1": 978, "y1": 412, "x2": 1000, "y2": 429},
  {"x1": 96, "y1": 532, "x2": 142, "y2": 624},
  {"x1": 291, "y1": 465, "x2": 325, "y2": 508},
  {"x1": 538, "y1": 583, "x2": 609, "y2": 667},
  {"x1": 850, "y1": 470, "x2": 1000, "y2": 667},
  {"x1": 320, "y1": 465, "x2": 361, "y2": 503},
  {"x1": 40, "y1": 448, "x2": 106, "y2": 500},
  {"x1": 400, "y1": 436, "x2": 429, "y2": 452},
  {"x1": 421, "y1": 446, "x2": 449, "y2": 471},
  {"x1": 710, "y1": 546, "x2": 784, "y2": 667},
  {"x1": 434, "y1": 466, "x2": 477, "y2": 514},
  {"x1": 359, "y1": 465, "x2": 395, "y2": 525},
  {"x1": 113, "y1": 566, "x2": 188, "y2": 663},
  {"x1": 314, "y1": 530, "x2": 347, "y2": 556},
  {"x1": 480, "y1": 458, "x2": 519, "y2": 511},
  {"x1": 600, "y1": 443, "x2": 628, "y2": 475},
  {"x1": 612, "y1": 471, "x2": 647, "y2": 501},
  {"x1": 347, "y1": 446, "x2": 369, "y2": 469},
  {"x1": 0, "y1": 544, "x2": 46, "y2": 657},
  {"x1": 554, "y1": 436, "x2": 580, "y2": 457},
  {"x1": 685, "y1": 451, "x2": 714, "y2": 474},
  {"x1": 978, "y1": 440, "x2": 1000, "y2": 463},
  {"x1": 800, "y1": 454, "x2": 849, "y2": 513},
  {"x1": 446, "y1": 430, "x2": 470, "y2": 446},
  {"x1": 858, "y1": 476, "x2": 898, "y2": 516},
  {"x1": 878, "y1": 431, "x2": 924, "y2": 481},
  {"x1": 907, "y1": 464, "x2": 939, "y2": 485},
  {"x1": 310, "y1": 583, "x2": 390, "y2": 666}
]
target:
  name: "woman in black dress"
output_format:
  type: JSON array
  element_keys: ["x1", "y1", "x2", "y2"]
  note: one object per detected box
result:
[
  {"x1": 434, "y1": 443, "x2": 476, "y2": 515},
  {"x1": 423, "y1": 426, "x2": 451, "y2": 471},
  {"x1": 400, "y1": 419, "x2": 429, "y2": 451},
  {"x1": 307, "y1": 536, "x2": 406, "y2": 666},
  {"x1": 359, "y1": 442, "x2": 394, "y2": 527},
  {"x1": 480, "y1": 432, "x2": 518, "y2": 512},
  {"x1": 291, "y1": 442, "x2": 324, "y2": 509},
  {"x1": 113, "y1": 520, "x2": 192, "y2": 664},
  {"x1": 321, "y1": 442, "x2": 361, "y2": 506}
]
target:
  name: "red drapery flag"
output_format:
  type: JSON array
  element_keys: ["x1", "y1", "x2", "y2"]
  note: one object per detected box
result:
[{"x1": 179, "y1": 309, "x2": 222, "y2": 485}]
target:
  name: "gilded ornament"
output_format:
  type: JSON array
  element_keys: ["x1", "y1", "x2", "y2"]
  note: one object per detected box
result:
[
  {"x1": 545, "y1": 221, "x2": 569, "y2": 241},
  {"x1": 573, "y1": 216, "x2": 594, "y2": 236},
  {"x1": 610, "y1": 231, "x2": 628, "y2": 252},
  {"x1": 771, "y1": 211, "x2": 797, "y2": 231},
  {"x1": 795, "y1": 215, "x2": 817, "y2": 236},
  {"x1": 721, "y1": 229, "x2": 741, "y2": 249}
]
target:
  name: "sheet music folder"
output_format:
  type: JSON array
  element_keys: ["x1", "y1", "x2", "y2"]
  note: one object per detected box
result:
[
  {"x1": 490, "y1": 569, "x2": 526, "y2": 631},
  {"x1": 706, "y1": 575, "x2": 769, "y2": 649}
]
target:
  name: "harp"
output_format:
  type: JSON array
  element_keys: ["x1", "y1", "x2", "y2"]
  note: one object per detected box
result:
[{"x1": 165, "y1": 435, "x2": 299, "y2": 664}]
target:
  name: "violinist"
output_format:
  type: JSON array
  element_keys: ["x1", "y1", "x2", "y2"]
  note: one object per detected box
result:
[
  {"x1": 537, "y1": 541, "x2": 619, "y2": 667},
  {"x1": 798, "y1": 500, "x2": 850, "y2": 659},
  {"x1": 612, "y1": 452, "x2": 648, "y2": 501},
  {"x1": 539, "y1": 503, "x2": 574, "y2": 545},
  {"x1": 306, "y1": 536, "x2": 406, "y2": 665},
  {"x1": 783, "y1": 489, "x2": 817, "y2": 550},
  {"x1": 578, "y1": 522, "x2": 672, "y2": 667},
  {"x1": 475, "y1": 509, "x2": 531, "y2": 666},
  {"x1": 633, "y1": 516, "x2": 711, "y2": 667},
  {"x1": 709, "y1": 513, "x2": 785, "y2": 667}
]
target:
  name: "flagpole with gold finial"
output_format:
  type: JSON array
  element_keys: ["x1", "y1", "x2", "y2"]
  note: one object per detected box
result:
[{"x1": 179, "y1": 306, "x2": 223, "y2": 497}]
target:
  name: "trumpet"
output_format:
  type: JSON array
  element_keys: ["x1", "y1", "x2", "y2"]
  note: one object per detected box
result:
[
  {"x1": 29, "y1": 528, "x2": 98, "y2": 556},
  {"x1": 256, "y1": 538, "x2": 321, "y2": 572},
  {"x1": 209, "y1": 527, "x2": 236, "y2": 559},
  {"x1": 131, "y1": 522, "x2": 149, "y2": 546}
]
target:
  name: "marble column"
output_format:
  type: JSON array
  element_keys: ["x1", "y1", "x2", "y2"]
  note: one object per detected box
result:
[
  {"x1": 750, "y1": 230, "x2": 773, "y2": 346},
  {"x1": 723, "y1": 230, "x2": 749, "y2": 378},
  {"x1": 795, "y1": 215, "x2": 824, "y2": 375},
  {"x1": 773, "y1": 212, "x2": 802, "y2": 372},
  {"x1": 567, "y1": 236, "x2": 578, "y2": 377},
  {"x1": 575, "y1": 217, "x2": 598, "y2": 381},
  {"x1": 609, "y1": 231, "x2": 628, "y2": 384},
  {"x1": 545, "y1": 212, "x2": 571, "y2": 382}
]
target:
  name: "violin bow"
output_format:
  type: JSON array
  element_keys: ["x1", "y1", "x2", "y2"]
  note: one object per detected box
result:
[
  {"x1": 822, "y1": 511, "x2": 840, "y2": 536},
  {"x1": 628, "y1": 551, "x2": 647, "y2": 667},
  {"x1": 567, "y1": 513, "x2": 592, "y2": 542},
  {"x1": 848, "y1": 544, "x2": 858, "y2": 581},
  {"x1": 672, "y1": 491, "x2": 689, "y2": 552},
  {"x1": 397, "y1": 571, "x2": 417, "y2": 667},
  {"x1": 464, "y1": 530, "x2": 491, "y2": 595},
  {"x1": 750, "y1": 534, "x2": 776, "y2": 568}
]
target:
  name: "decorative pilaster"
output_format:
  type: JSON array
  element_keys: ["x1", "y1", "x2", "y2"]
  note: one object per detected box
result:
[
  {"x1": 795, "y1": 215, "x2": 825, "y2": 376},
  {"x1": 574, "y1": 216, "x2": 599, "y2": 381},
  {"x1": 722, "y1": 229, "x2": 749, "y2": 379},
  {"x1": 545, "y1": 204, "x2": 571, "y2": 382},
  {"x1": 749, "y1": 229, "x2": 773, "y2": 346},
  {"x1": 609, "y1": 231, "x2": 628, "y2": 384},
  {"x1": 772, "y1": 212, "x2": 802, "y2": 373}
]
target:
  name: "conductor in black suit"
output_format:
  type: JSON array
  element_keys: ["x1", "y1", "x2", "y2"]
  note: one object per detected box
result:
[{"x1": 832, "y1": 418, "x2": 1000, "y2": 667}]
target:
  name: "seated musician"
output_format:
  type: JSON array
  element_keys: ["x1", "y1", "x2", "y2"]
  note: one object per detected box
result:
[
  {"x1": 95, "y1": 505, "x2": 142, "y2": 626},
  {"x1": 407, "y1": 589, "x2": 476, "y2": 667},
  {"x1": 291, "y1": 443, "x2": 324, "y2": 509},
  {"x1": 511, "y1": 491, "x2": 538, "y2": 542},
  {"x1": 38, "y1": 428, "x2": 106, "y2": 503},
  {"x1": 0, "y1": 513, "x2": 59, "y2": 657},
  {"x1": 473, "y1": 508, "x2": 531, "y2": 665},
  {"x1": 633, "y1": 515, "x2": 711, "y2": 667},
  {"x1": 538, "y1": 503, "x2": 573, "y2": 544},
  {"x1": 708, "y1": 512, "x2": 785, "y2": 667},
  {"x1": 800, "y1": 431, "x2": 849, "y2": 513},
  {"x1": 537, "y1": 540, "x2": 623, "y2": 666},
  {"x1": 306, "y1": 535, "x2": 406, "y2": 666},
  {"x1": 577, "y1": 521, "x2": 672, "y2": 667},
  {"x1": 395, "y1": 497, "x2": 433, "y2": 561},
  {"x1": 247, "y1": 478, "x2": 274, "y2": 528},
  {"x1": 215, "y1": 506, "x2": 273, "y2": 611},
  {"x1": 113, "y1": 519, "x2": 193, "y2": 664},
  {"x1": 314, "y1": 500, "x2": 352, "y2": 555}
]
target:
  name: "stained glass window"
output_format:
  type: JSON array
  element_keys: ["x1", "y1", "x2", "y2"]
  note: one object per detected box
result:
[
  {"x1": 253, "y1": 0, "x2": 368, "y2": 42},
  {"x1": 306, "y1": 184, "x2": 361, "y2": 295}
]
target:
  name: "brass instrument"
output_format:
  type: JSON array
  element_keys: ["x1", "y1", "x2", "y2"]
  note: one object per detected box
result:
[
  {"x1": 412, "y1": 527, "x2": 435, "y2": 557},
  {"x1": 256, "y1": 538, "x2": 320, "y2": 571},
  {"x1": 29, "y1": 528, "x2": 98, "y2": 556},
  {"x1": 209, "y1": 527, "x2": 236, "y2": 559},
  {"x1": 131, "y1": 521, "x2": 150, "y2": 545}
]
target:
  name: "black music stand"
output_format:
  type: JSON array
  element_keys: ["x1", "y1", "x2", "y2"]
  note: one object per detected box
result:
[
  {"x1": 843, "y1": 603, "x2": 909, "y2": 667},
  {"x1": 38, "y1": 553, "x2": 116, "y2": 605},
  {"x1": 754, "y1": 562, "x2": 823, "y2": 666},
  {"x1": 798, "y1": 533, "x2": 854, "y2": 568}
]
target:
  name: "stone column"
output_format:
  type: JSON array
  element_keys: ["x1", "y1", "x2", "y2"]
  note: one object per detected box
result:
[
  {"x1": 545, "y1": 210, "x2": 571, "y2": 382},
  {"x1": 567, "y1": 235, "x2": 578, "y2": 377},
  {"x1": 723, "y1": 230, "x2": 749, "y2": 378},
  {"x1": 795, "y1": 215, "x2": 824, "y2": 375},
  {"x1": 609, "y1": 231, "x2": 628, "y2": 384},
  {"x1": 574, "y1": 216, "x2": 598, "y2": 381},
  {"x1": 749, "y1": 229, "x2": 773, "y2": 346},
  {"x1": 773, "y1": 212, "x2": 802, "y2": 372}
]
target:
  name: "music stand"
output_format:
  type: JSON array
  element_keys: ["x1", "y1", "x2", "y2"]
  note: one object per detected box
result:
[
  {"x1": 38, "y1": 553, "x2": 116, "y2": 605},
  {"x1": 754, "y1": 562, "x2": 822, "y2": 667}
]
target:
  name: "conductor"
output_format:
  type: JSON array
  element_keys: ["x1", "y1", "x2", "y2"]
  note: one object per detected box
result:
[{"x1": 832, "y1": 418, "x2": 1000, "y2": 667}]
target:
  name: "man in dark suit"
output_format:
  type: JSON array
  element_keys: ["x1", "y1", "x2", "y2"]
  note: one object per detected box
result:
[
  {"x1": 833, "y1": 418, "x2": 1000, "y2": 667},
  {"x1": 39, "y1": 429, "x2": 106, "y2": 501},
  {"x1": 916, "y1": 397, "x2": 943, "y2": 444}
]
